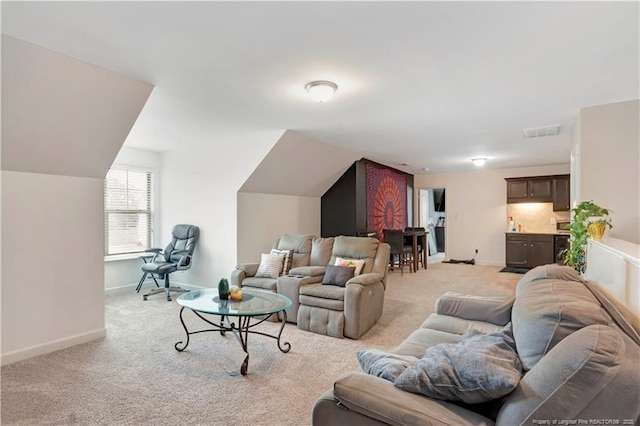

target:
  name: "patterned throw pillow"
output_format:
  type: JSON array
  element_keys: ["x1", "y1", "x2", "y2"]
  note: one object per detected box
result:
[
  {"x1": 335, "y1": 257, "x2": 365, "y2": 276},
  {"x1": 394, "y1": 323, "x2": 522, "y2": 404},
  {"x1": 255, "y1": 252, "x2": 285, "y2": 278},
  {"x1": 270, "y1": 249, "x2": 294, "y2": 276},
  {"x1": 322, "y1": 265, "x2": 356, "y2": 287}
]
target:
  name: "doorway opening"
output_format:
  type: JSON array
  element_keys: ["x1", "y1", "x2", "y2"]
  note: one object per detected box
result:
[{"x1": 418, "y1": 188, "x2": 446, "y2": 263}]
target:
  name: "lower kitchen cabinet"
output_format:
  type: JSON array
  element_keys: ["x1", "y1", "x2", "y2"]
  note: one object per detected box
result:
[
  {"x1": 506, "y1": 234, "x2": 555, "y2": 269},
  {"x1": 554, "y1": 234, "x2": 570, "y2": 264}
]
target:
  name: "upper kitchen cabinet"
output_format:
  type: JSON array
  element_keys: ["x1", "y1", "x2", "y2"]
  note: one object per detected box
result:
[
  {"x1": 506, "y1": 177, "x2": 553, "y2": 203},
  {"x1": 552, "y1": 175, "x2": 570, "y2": 211},
  {"x1": 505, "y1": 174, "x2": 570, "y2": 210}
]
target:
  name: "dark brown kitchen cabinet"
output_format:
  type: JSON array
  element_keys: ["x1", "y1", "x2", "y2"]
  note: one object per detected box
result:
[
  {"x1": 553, "y1": 176, "x2": 570, "y2": 211},
  {"x1": 506, "y1": 177, "x2": 552, "y2": 203},
  {"x1": 506, "y1": 233, "x2": 555, "y2": 268}
]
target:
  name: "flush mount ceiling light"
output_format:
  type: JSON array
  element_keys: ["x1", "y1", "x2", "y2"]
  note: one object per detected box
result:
[
  {"x1": 471, "y1": 158, "x2": 487, "y2": 167},
  {"x1": 305, "y1": 80, "x2": 338, "y2": 103}
]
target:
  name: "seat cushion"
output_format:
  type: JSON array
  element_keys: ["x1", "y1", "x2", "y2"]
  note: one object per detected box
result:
[
  {"x1": 299, "y1": 284, "x2": 345, "y2": 311},
  {"x1": 142, "y1": 262, "x2": 176, "y2": 275},
  {"x1": 241, "y1": 276, "x2": 277, "y2": 291}
]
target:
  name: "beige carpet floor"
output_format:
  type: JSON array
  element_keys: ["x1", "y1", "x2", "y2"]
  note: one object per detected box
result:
[{"x1": 1, "y1": 263, "x2": 521, "y2": 425}]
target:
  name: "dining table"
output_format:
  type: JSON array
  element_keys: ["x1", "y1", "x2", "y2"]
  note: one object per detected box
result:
[{"x1": 403, "y1": 229, "x2": 428, "y2": 272}]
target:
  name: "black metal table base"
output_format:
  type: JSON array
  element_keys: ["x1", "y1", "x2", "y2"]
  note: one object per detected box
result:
[{"x1": 174, "y1": 307, "x2": 291, "y2": 375}]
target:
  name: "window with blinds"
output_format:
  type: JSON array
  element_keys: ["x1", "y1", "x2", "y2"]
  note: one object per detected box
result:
[{"x1": 104, "y1": 168, "x2": 154, "y2": 256}]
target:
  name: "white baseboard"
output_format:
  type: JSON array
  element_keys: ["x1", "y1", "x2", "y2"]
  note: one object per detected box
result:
[
  {"x1": 1, "y1": 328, "x2": 107, "y2": 366},
  {"x1": 105, "y1": 282, "x2": 207, "y2": 296},
  {"x1": 105, "y1": 283, "x2": 137, "y2": 294}
]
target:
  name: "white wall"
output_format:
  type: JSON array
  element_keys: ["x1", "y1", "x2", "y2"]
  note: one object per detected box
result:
[
  {"x1": 159, "y1": 132, "x2": 283, "y2": 289},
  {"x1": 579, "y1": 100, "x2": 640, "y2": 244},
  {"x1": 104, "y1": 147, "x2": 163, "y2": 291},
  {"x1": 1, "y1": 171, "x2": 105, "y2": 364},
  {"x1": 1, "y1": 37, "x2": 152, "y2": 364},
  {"x1": 413, "y1": 164, "x2": 570, "y2": 266},
  {"x1": 237, "y1": 193, "x2": 321, "y2": 263}
]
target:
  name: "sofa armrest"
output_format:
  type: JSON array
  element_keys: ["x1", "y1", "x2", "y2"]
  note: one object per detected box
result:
[
  {"x1": 235, "y1": 262, "x2": 260, "y2": 276},
  {"x1": 230, "y1": 263, "x2": 260, "y2": 286},
  {"x1": 288, "y1": 266, "x2": 326, "y2": 277},
  {"x1": 347, "y1": 272, "x2": 383, "y2": 287},
  {"x1": 333, "y1": 372, "x2": 494, "y2": 426},
  {"x1": 435, "y1": 292, "x2": 514, "y2": 326}
]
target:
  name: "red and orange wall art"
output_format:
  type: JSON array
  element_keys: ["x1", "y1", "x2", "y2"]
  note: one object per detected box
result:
[{"x1": 366, "y1": 164, "x2": 407, "y2": 241}]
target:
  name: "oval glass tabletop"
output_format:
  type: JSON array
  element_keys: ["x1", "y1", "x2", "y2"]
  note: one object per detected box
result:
[{"x1": 177, "y1": 288, "x2": 292, "y2": 316}]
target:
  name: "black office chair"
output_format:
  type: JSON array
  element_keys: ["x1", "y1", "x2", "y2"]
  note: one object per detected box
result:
[
  {"x1": 383, "y1": 229, "x2": 413, "y2": 276},
  {"x1": 142, "y1": 224, "x2": 199, "y2": 301}
]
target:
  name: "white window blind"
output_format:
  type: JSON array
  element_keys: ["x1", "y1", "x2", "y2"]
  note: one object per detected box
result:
[{"x1": 104, "y1": 169, "x2": 154, "y2": 256}]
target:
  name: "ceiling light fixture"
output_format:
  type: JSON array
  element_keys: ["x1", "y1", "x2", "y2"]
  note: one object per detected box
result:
[
  {"x1": 472, "y1": 158, "x2": 487, "y2": 167},
  {"x1": 305, "y1": 80, "x2": 338, "y2": 103}
]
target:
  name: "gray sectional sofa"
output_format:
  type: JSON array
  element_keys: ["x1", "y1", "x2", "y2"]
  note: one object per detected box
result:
[{"x1": 312, "y1": 264, "x2": 640, "y2": 425}]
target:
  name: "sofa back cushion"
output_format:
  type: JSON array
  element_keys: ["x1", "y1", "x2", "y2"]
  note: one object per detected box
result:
[
  {"x1": 310, "y1": 237, "x2": 334, "y2": 266},
  {"x1": 274, "y1": 234, "x2": 314, "y2": 268},
  {"x1": 330, "y1": 236, "x2": 380, "y2": 274},
  {"x1": 512, "y1": 266, "x2": 612, "y2": 370},
  {"x1": 497, "y1": 324, "x2": 639, "y2": 424}
]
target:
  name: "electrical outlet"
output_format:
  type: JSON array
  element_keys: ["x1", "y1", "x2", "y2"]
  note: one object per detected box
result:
[{"x1": 550, "y1": 217, "x2": 557, "y2": 225}]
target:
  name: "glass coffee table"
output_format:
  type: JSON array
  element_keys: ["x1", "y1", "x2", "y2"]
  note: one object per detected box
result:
[{"x1": 175, "y1": 288, "x2": 292, "y2": 375}]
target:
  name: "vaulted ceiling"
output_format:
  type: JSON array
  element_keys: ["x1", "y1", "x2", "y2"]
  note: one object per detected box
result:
[{"x1": 2, "y1": 1, "x2": 638, "y2": 174}]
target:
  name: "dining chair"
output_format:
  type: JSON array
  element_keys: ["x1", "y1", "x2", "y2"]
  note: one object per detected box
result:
[{"x1": 383, "y1": 229, "x2": 413, "y2": 276}]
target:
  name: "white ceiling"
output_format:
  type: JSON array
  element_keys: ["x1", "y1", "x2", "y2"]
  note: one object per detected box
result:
[{"x1": 2, "y1": 1, "x2": 638, "y2": 174}]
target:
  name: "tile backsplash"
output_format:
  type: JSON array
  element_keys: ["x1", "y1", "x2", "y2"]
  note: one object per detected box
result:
[{"x1": 507, "y1": 203, "x2": 570, "y2": 233}]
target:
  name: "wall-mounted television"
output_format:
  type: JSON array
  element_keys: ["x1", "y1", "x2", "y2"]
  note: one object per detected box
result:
[{"x1": 433, "y1": 188, "x2": 445, "y2": 212}]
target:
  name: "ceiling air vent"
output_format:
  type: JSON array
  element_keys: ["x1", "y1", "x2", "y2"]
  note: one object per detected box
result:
[{"x1": 522, "y1": 124, "x2": 562, "y2": 139}]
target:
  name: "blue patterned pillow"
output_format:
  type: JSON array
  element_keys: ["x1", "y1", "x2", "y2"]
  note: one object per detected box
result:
[{"x1": 394, "y1": 323, "x2": 522, "y2": 404}]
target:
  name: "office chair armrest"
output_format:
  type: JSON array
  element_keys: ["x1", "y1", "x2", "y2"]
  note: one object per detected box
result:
[
  {"x1": 171, "y1": 250, "x2": 191, "y2": 268},
  {"x1": 143, "y1": 248, "x2": 164, "y2": 262}
]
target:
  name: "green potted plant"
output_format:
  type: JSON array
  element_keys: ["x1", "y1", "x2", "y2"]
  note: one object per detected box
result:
[{"x1": 560, "y1": 200, "x2": 612, "y2": 273}]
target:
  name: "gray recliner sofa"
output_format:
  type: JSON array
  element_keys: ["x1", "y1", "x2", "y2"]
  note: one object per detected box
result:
[
  {"x1": 231, "y1": 234, "x2": 335, "y2": 323},
  {"x1": 297, "y1": 236, "x2": 391, "y2": 339},
  {"x1": 312, "y1": 264, "x2": 640, "y2": 425}
]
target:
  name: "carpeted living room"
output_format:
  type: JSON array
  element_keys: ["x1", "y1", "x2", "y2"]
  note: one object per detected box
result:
[
  {"x1": 1, "y1": 263, "x2": 521, "y2": 425},
  {"x1": 2, "y1": 1, "x2": 639, "y2": 425}
]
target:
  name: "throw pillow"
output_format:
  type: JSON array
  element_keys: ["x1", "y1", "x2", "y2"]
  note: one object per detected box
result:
[
  {"x1": 357, "y1": 348, "x2": 419, "y2": 383},
  {"x1": 255, "y1": 252, "x2": 285, "y2": 279},
  {"x1": 270, "y1": 248, "x2": 294, "y2": 276},
  {"x1": 335, "y1": 257, "x2": 365, "y2": 276},
  {"x1": 394, "y1": 323, "x2": 522, "y2": 404},
  {"x1": 322, "y1": 265, "x2": 356, "y2": 287}
]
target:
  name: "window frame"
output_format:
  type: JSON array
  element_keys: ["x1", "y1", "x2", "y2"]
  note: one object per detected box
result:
[{"x1": 104, "y1": 164, "x2": 159, "y2": 259}]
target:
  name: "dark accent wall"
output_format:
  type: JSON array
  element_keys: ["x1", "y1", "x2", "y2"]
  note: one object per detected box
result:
[
  {"x1": 321, "y1": 158, "x2": 413, "y2": 238},
  {"x1": 321, "y1": 163, "x2": 358, "y2": 237}
]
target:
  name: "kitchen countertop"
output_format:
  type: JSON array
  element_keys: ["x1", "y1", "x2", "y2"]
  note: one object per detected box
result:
[{"x1": 505, "y1": 231, "x2": 570, "y2": 236}]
